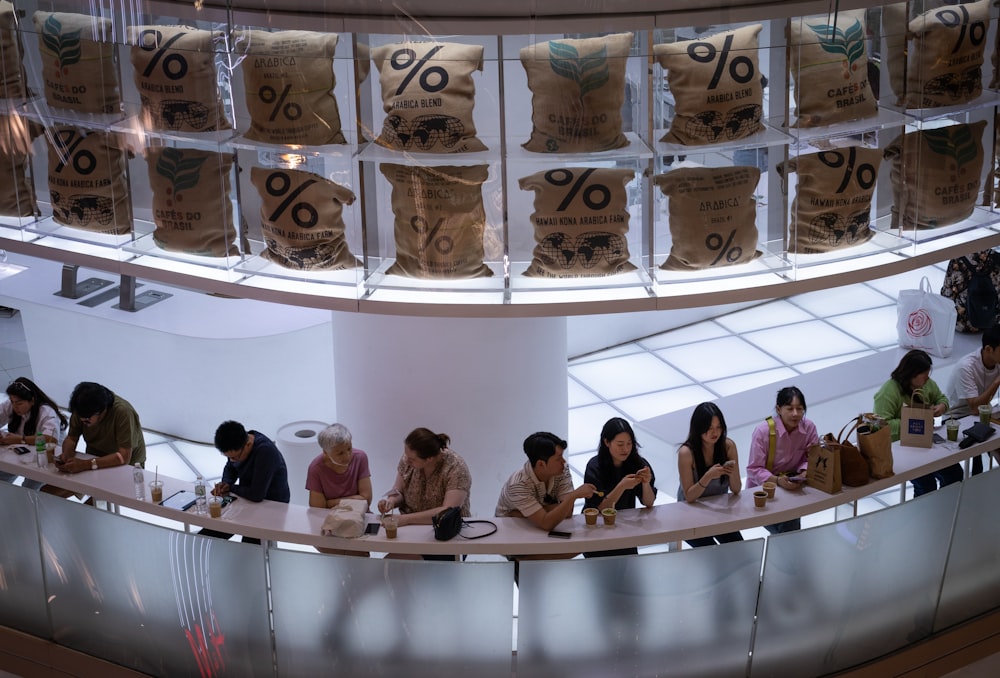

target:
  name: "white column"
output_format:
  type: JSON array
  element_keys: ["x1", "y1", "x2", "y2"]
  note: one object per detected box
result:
[{"x1": 332, "y1": 312, "x2": 568, "y2": 518}]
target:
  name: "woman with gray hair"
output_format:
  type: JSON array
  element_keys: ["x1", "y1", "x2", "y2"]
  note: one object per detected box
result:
[{"x1": 306, "y1": 423, "x2": 373, "y2": 510}]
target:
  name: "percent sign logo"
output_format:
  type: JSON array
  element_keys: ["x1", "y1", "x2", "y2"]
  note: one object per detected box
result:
[
  {"x1": 137, "y1": 29, "x2": 189, "y2": 80},
  {"x1": 817, "y1": 147, "x2": 876, "y2": 194},
  {"x1": 937, "y1": 4, "x2": 986, "y2": 54},
  {"x1": 687, "y1": 33, "x2": 755, "y2": 90},
  {"x1": 259, "y1": 85, "x2": 302, "y2": 122},
  {"x1": 544, "y1": 168, "x2": 611, "y2": 212},
  {"x1": 266, "y1": 172, "x2": 320, "y2": 229},
  {"x1": 52, "y1": 130, "x2": 97, "y2": 175},
  {"x1": 705, "y1": 230, "x2": 744, "y2": 265},
  {"x1": 410, "y1": 216, "x2": 453, "y2": 255},
  {"x1": 390, "y1": 45, "x2": 449, "y2": 96}
]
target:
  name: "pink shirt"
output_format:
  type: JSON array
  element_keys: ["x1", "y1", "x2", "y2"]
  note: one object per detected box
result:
[
  {"x1": 747, "y1": 416, "x2": 818, "y2": 487},
  {"x1": 305, "y1": 449, "x2": 371, "y2": 500}
]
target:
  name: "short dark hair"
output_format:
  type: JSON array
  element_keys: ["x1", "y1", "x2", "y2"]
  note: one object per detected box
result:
[
  {"x1": 775, "y1": 386, "x2": 807, "y2": 411},
  {"x1": 69, "y1": 382, "x2": 115, "y2": 418},
  {"x1": 215, "y1": 420, "x2": 249, "y2": 453},
  {"x1": 523, "y1": 432, "x2": 567, "y2": 466},
  {"x1": 983, "y1": 325, "x2": 1000, "y2": 350}
]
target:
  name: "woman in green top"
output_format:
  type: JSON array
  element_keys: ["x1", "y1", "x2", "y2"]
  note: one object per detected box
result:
[{"x1": 873, "y1": 349, "x2": 961, "y2": 496}]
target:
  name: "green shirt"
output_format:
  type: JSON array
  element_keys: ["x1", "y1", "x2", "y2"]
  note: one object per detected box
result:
[
  {"x1": 68, "y1": 395, "x2": 147, "y2": 467},
  {"x1": 873, "y1": 377, "x2": 948, "y2": 442}
]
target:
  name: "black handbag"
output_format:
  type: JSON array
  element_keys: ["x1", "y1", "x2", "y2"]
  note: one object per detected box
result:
[
  {"x1": 432, "y1": 507, "x2": 498, "y2": 541},
  {"x1": 432, "y1": 506, "x2": 463, "y2": 541}
]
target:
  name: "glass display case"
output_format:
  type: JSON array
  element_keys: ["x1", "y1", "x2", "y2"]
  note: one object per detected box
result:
[{"x1": 1, "y1": 0, "x2": 999, "y2": 315}]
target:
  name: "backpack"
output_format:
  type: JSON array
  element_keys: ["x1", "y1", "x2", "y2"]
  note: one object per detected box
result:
[{"x1": 941, "y1": 251, "x2": 1000, "y2": 332}]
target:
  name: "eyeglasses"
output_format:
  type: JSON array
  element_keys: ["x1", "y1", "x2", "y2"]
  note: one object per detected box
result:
[{"x1": 78, "y1": 410, "x2": 104, "y2": 425}]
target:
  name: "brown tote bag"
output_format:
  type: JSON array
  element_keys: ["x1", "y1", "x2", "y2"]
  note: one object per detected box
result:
[
  {"x1": 807, "y1": 441, "x2": 842, "y2": 494},
  {"x1": 829, "y1": 419, "x2": 871, "y2": 487},
  {"x1": 856, "y1": 413, "x2": 894, "y2": 479}
]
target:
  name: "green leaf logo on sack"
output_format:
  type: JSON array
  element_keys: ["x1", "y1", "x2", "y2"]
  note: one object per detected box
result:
[
  {"x1": 42, "y1": 15, "x2": 82, "y2": 77},
  {"x1": 924, "y1": 126, "x2": 980, "y2": 179},
  {"x1": 155, "y1": 148, "x2": 206, "y2": 207},
  {"x1": 808, "y1": 18, "x2": 866, "y2": 78},
  {"x1": 548, "y1": 41, "x2": 609, "y2": 99},
  {"x1": 907, "y1": 309, "x2": 933, "y2": 337}
]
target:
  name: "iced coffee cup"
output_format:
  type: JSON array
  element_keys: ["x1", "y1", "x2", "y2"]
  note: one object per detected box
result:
[
  {"x1": 209, "y1": 496, "x2": 223, "y2": 518},
  {"x1": 149, "y1": 480, "x2": 163, "y2": 504},
  {"x1": 382, "y1": 514, "x2": 398, "y2": 539},
  {"x1": 584, "y1": 508, "x2": 599, "y2": 525}
]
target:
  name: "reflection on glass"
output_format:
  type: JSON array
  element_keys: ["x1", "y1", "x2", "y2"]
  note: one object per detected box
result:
[
  {"x1": 269, "y1": 551, "x2": 514, "y2": 677},
  {"x1": 0, "y1": 483, "x2": 48, "y2": 637},
  {"x1": 752, "y1": 484, "x2": 960, "y2": 676},
  {"x1": 517, "y1": 542, "x2": 764, "y2": 678},
  {"x1": 937, "y1": 470, "x2": 1000, "y2": 632},
  {"x1": 38, "y1": 494, "x2": 272, "y2": 677}
]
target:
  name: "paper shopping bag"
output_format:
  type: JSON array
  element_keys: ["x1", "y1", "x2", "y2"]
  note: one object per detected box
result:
[
  {"x1": 857, "y1": 413, "x2": 894, "y2": 479},
  {"x1": 807, "y1": 442, "x2": 842, "y2": 494},
  {"x1": 900, "y1": 400, "x2": 934, "y2": 448}
]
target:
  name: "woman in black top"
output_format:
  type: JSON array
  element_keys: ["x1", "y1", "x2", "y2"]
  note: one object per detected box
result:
[{"x1": 583, "y1": 417, "x2": 657, "y2": 557}]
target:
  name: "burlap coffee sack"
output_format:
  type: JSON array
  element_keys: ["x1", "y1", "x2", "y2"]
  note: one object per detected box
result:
[
  {"x1": 0, "y1": 115, "x2": 39, "y2": 217},
  {"x1": 147, "y1": 147, "x2": 238, "y2": 256},
  {"x1": 884, "y1": 121, "x2": 986, "y2": 229},
  {"x1": 380, "y1": 163, "x2": 491, "y2": 278},
  {"x1": 654, "y1": 166, "x2": 762, "y2": 270},
  {"x1": 518, "y1": 167, "x2": 636, "y2": 277},
  {"x1": 789, "y1": 10, "x2": 876, "y2": 127},
  {"x1": 129, "y1": 26, "x2": 230, "y2": 132},
  {"x1": 372, "y1": 41, "x2": 486, "y2": 153},
  {"x1": 250, "y1": 166, "x2": 359, "y2": 270},
  {"x1": 1, "y1": 1, "x2": 26, "y2": 99},
  {"x1": 655, "y1": 24, "x2": 763, "y2": 145},
  {"x1": 905, "y1": 0, "x2": 989, "y2": 108},
  {"x1": 33, "y1": 11, "x2": 120, "y2": 114},
  {"x1": 779, "y1": 145, "x2": 881, "y2": 253},
  {"x1": 519, "y1": 33, "x2": 631, "y2": 154},
  {"x1": 240, "y1": 30, "x2": 346, "y2": 146},
  {"x1": 47, "y1": 127, "x2": 131, "y2": 234}
]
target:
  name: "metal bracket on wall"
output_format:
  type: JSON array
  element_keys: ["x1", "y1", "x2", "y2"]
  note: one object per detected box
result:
[{"x1": 53, "y1": 264, "x2": 113, "y2": 299}]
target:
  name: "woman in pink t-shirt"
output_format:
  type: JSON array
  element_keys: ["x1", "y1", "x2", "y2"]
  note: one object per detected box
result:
[{"x1": 305, "y1": 423, "x2": 373, "y2": 509}]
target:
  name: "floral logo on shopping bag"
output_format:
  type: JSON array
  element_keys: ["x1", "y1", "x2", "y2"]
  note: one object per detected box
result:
[{"x1": 907, "y1": 309, "x2": 932, "y2": 337}]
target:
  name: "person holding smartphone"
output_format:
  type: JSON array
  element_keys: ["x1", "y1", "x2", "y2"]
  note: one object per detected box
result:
[
  {"x1": 677, "y1": 402, "x2": 743, "y2": 547},
  {"x1": 747, "y1": 386, "x2": 819, "y2": 534}
]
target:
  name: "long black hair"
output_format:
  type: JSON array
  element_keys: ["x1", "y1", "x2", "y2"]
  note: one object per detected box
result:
[
  {"x1": 682, "y1": 402, "x2": 729, "y2": 481},
  {"x1": 596, "y1": 417, "x2": 643, "y2": 474},
  {"x1": 6, "y1": 377, "x2": 68, "y2": 436}
]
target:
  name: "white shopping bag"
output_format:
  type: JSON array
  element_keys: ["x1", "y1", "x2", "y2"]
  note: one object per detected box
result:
[{"x1": 897, "y1": 276, "x2": 957, "y2": 358}]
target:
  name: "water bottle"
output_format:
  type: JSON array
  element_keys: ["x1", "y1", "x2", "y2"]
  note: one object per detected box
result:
[
  {"x1": 194, "y1": 476, "x2": 207, "y2": 514},
  {"x1": 36, "y1": 437, "x2": 47, "y2": 468},
  {"x1": 133, "y1": 463, "x2": 146, "y2": 501}
]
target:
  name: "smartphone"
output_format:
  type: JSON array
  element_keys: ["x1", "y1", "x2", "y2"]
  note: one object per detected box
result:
[
  {"x1": 787, "y1": 474, "x2": 808, "y2": 483},
  {"x1": 548, "y1": 530, "x2": 572, "y2": 539},
  {"x1": 364, "y1": 522, "x2": 381, "y2": 536},
  {"x1": 13, "y1": 446, "x2": 31, "y2": 455}
]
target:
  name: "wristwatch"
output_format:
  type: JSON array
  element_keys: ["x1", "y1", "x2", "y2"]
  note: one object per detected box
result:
[{"x1": 91, "y1": 458, "x2": 99, "y2": 471}]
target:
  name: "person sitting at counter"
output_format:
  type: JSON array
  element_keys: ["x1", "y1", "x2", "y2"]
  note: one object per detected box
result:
[
  {"x1": 212, "y1": 420, "x2": 290, "y2": 503},
  {"x1": 377, "y1": 428, "x2": 472, "y2": 561},
  {"x1": 677, "y1": 402, "x2": 744, "y2": 548},
  {"x1": 582, "y1": 418, "x2": 656, "y2": 557},
  {"x1": 496, "y1": 431, "x2": 597, "y2": 532},
  {"x1": 1, "y1": 377, "x2": 68, "y2": 489},
  {"x1": 747, "y1": 386, "x2": 818, "y2": 534},
  {"x1": 306, "y1": 423, "x2": 372, "y2": 509},
  {"x1": 874, "y1": 349, "x2": 960, "y2": 497},
  {"x1": 200, "y1": 420, "x2": 290, "y2": 545},
  {"x1": 56, "y1": 382, "x2": 146, "y2": 473},
  {"x1": 945, "y1": 324, "x2": 1000, "y2": 475}
]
